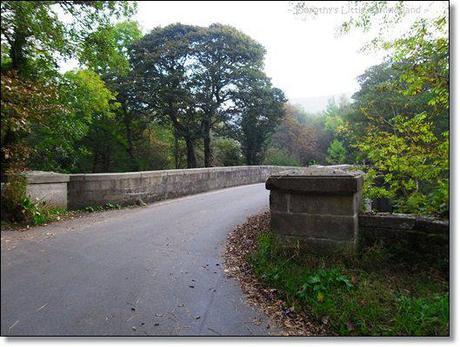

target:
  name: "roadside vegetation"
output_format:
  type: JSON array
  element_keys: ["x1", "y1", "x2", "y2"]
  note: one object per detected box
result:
[
  {"x1": 224, "y1": 212, "x2": 449, "y2": 337},
  {"x1": 1, "y1": 1, "x2": 448, "y2": 222},
  {"x1": 0, "y1": 171, "x2": 125, "y2": 229},
  {"x1": 251, "y1": 232, "x2": 448, "y2": 336}
]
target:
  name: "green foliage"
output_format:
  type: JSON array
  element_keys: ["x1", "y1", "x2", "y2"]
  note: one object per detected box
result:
[
  {"x1": 27, "y1": 70, "x2": 118, "y2": 173},
  {"x1": 83, "y1": 202, "x2": 121, "y2": 213},
  {"x1": 212, "y1": 137, "x2": 243, "y2": 166},
  {"x1": 1, "y1": 174, "x2": 27, "y2": 222},
  {"x1": 393, "y1": 294, "x2": 449, "y2": 336},
  {"x1": 250, "y1": 231, "x2": 449, "y2": 336},
  {"x1": 133, "y1": 125, "x2": 176, "y2": 171},
  {"x1": 297, "y1": 268, "x2": 353, "y2": 304},
  {"x1": 290, "y1": 2, "x2": 449, "y2": 217},
  {"x1": 20, "y1": 197, "x2": 66, "y2": 226},
  {"x1": 326, "y1": 139, "x2": 346, "y2": 164},
  {"x1": 263, "y1": 147, "x2": 300, "y2": 166},
  {"x1": 1, "y1": 1, "x2": 136, "y2": 76},
  {"x1": 80, "y1": 21, "x2": 142, "y2": 76},
  {"x1": 1, "y1": 71, "x2": 65, "y2": 174},
  {"x1": 1, "y1": 1, "x2": 137, "y2": 176},
  {"x1": 130, "y1": 23, "x2": 284, "y2": 167},
  {"x1": 323, "y1": 97, "x2": 349, "y2": 133},
  {"x1": 1, "y1": 173, "x2": 65, "y2": 225},
  {"x1": 64, "y1": 70, "x2": 118, "y2": 120},
  {"x1": 340, "y1": 12, "x2": 448, "y2": 217},
  {"x1": 356, "y1": 109, "x2": 448, "y2": 217}
]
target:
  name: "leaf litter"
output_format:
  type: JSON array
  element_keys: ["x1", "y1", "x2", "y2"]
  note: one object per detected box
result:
[{"x1": 223, "y1": 211, "x2": 327, "y2": 336}]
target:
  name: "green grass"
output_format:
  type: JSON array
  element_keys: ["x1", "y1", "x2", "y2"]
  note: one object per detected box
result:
[
  {"x1": 2, "y1": 203, "x2": 68, "y2": 228},
  {"x1": 81, "y1": 202, "x2": 122, "y2": 213},
  {"x1": 250, "y1": 232, "x2": 449, "y2": 336},
  {"x1": 2, "y1": 200, "x2": 124, "y2": 229}
]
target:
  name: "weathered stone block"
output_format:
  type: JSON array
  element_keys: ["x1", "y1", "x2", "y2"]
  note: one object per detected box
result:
[
  {"x1": 278, "y1": 235, "x2": 356, "y2": 255},
  {"x1": 22, "y1": 171, "x2": 69, "y2": 209},
  {"x1": 358, "y1": 213, "x2": 416, "y2": 230},
  {"x1": 289, "y1": 193, "x2": 356, "y2": 215},
  {"x1": 266, "y1": 167, "x2": 363, "y2": 194},
  {"x1": 415, "y1": 216, "x2": 449, "y2": 235},
  {"x1": 271, "y1": 211, "x2": 357, "y2": 241},
  {"x1": 26, "y1": 182, "x2": 68, "y2": 208},
  {"x1": 266, "y1": 167, "x2": 364, "y2": 254},
  {"x1": 269, "y1": 191, "x2": 289, "y2": 212}
]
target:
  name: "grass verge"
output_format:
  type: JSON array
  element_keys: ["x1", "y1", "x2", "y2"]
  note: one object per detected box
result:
[
  {"x1": 250, "y1": 231, "x2": 449, "y2": 336},
  {"x1": 1, "y1": 201, "x2": 124, "y2": 230},
  {"x1": 224, "y1": 212, "x2": 449, "y2": 336}
]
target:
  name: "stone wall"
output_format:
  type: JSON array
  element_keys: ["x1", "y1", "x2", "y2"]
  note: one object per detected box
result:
[
  {"x1": 359, "y1": 213, "x2": 449, "y2": 262},
  {"x1": 68, "y1": 165, "x2": 297, "y2": 209},
  {"x1": 266, "y1": 167, "x2": 364, "y2": 253},
  {"x1": 266, "y1": 167, "x2": 448, "y2": 259},
  {"x1": 24, "y1": 171, "x2": 70, "y2": 208}
]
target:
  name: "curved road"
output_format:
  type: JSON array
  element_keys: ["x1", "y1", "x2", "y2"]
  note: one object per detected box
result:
[{"x1": 1, "y1": 183, "x2": 279, "y2": 336}]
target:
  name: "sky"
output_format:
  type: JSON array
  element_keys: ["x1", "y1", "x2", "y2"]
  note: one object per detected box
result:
[{"x1": 134, "y1": 1, "x2": 387, "y2": 102}]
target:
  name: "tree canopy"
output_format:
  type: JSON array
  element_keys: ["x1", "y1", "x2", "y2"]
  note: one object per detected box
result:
[
  {"x1": 129, "y1": 23, "x2": 285, "y2": 167},
  {"x1": 0, "y1": 0, "x2": 449, "y2": 219}
]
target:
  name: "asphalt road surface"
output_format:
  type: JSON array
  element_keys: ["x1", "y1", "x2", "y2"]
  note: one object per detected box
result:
[{"x1": 1, "y1": 183, "x2": 281, "y2": 336}]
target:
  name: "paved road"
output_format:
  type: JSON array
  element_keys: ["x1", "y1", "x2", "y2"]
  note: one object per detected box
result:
[{"x1": 1, "y1": 183, "x2": 279, "y2": 336}]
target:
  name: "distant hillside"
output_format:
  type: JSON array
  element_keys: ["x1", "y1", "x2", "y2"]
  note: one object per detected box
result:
[{"x1": 289, "y1": 93, "x2": 353, "y2": 114}]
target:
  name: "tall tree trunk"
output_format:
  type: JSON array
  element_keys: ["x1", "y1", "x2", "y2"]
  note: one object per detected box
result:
[
  {"x1": 185, "y1": 137, "x2": 197, "y2": 168},
  {"x1": 245, "y1": 146, "x2": 257, "y2": 165},
  {"x1": 11, "y1": 33, "x2": 26, "y2": 73},
  {"x1": 174, "y1": 130, "x2": 180, "y2": 169},
  {"x1": 245, "y1": 149, "x2": 252, "y2": 165},
  {"x1": 1, "y1": 128, "x2": 17, "y2": 179},
  {"x1": 203, "y1": 123, "x2": 212, "y2": 167},
  {"x1": 92, "y1": 151, "x2": 99, "y2": 173},
  {"x1": 122, "y1": 106, "x2": 137, "y2": 170}
]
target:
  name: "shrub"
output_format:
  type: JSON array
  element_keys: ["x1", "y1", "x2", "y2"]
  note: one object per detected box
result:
[
  {"x1": 212, "y1": 137, "x2": 243, "y2": 166},
  {"x1": 263, "y1": 147, "x2": 300, "y2": 166},
  {"x1": 1, "y1": 173, "x2": 65, "y2": 225},
  {"x1": 326, "y1": 139, "x2": 346, "y2": 164},
  {"x1": 1, "y1": 174, "x2": 28, "y2": 222}
]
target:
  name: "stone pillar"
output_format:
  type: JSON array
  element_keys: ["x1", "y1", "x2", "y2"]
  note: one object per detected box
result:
[
  {"x1": 24, "y1": 171, "x2": 70, "y2": 209},
  {"x1": 265, "y1": 167, "x2": 364, "y2": 254}
]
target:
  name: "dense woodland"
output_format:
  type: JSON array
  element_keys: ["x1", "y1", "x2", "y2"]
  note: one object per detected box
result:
[{"x1": 1, "y1": 1, "x2": 448, "y2": 218}]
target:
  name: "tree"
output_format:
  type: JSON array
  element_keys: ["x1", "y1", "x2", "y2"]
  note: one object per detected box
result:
[
  {"x1": 189, "y1": 24, "x2": 266, "y2": 166},
  {"x1": 292, "y1": 1, "x2": 448, "y2": 216},
  {"x1": 0, "y1": 1, "x2": 136, "y2": 176},
  {"x1": 0, "y1": 71, "x2": 64, "y2": 178},
  {"x1": 80, "y1": 20, "x2": 143, "y2": 77},
  {"x1": 233, "y1": 74, "x2": 286, "y2": 165},
  {"x1": 212, "y1": 137, "x2": 243, "y2": 167},
  {"x1": 270, "y1": 104, "x2": 326, "y2": 165},
  {"x1": 81, "y1": 20, "x2": 145, "y2": 171},
  {"x1": 130, "y1": 24, "x2": 203, "y2": 168},
  {"x1": 1, "y1": 1, "x2": 135, "y2": 77},
  {"x1": 27, "y1": 69, "x2": 118, "y2": 173},
  {"x1": 130, "y1": 23, "x2": 283, "y2": 168},
  {"x1": 326, "y1": 139, "x2": 346, "y2": 164},
  {"x1": 338, "y1": 6, "x2": 448, "y2": 216},
  {"x1": 322, "y1": 97, "x2": 355, "y2": 164}
]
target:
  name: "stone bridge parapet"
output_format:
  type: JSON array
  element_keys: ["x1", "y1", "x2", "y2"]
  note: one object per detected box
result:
[{"x1": 14, "y1": 166, "x2": 298, "y2": 210}]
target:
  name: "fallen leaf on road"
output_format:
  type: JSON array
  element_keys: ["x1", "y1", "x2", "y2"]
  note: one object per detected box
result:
[{"x1": 223, "y1": 212, "x2": 327, "y2": 336}]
